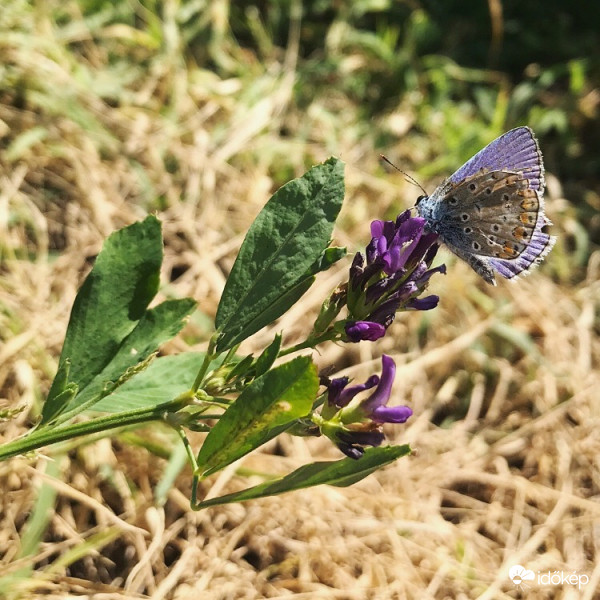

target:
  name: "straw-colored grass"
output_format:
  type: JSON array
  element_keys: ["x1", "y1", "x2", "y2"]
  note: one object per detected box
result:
[{"x1": 1, "y1": 2, "x2": 599, "y2": 598}]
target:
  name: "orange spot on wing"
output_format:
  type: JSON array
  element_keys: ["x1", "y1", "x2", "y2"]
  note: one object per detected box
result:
[
  {"x1": 519, "y1": 191, "x2": 538, "y2": 211},
  {"x1": 500, "y1": 244, "x2": 518, "y2": 258},
  {"x1": 519, "y1": 212, "x2": 536, "y2": 225},
  {"x1": 513, "y1": 226, "x2": 529, "y2": 241}
]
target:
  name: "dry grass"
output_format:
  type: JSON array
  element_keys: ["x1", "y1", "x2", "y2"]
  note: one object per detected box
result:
[{"x1": 1, "y1": 3, "x2": 599, "y2": 599}]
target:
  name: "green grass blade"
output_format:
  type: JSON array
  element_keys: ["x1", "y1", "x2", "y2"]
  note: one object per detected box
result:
[
  {"x1": 155, "y1": 440, "x2": 189, "y2": 507},
  {"x1": 18, "y1": 459, "x2": 61, "y2": 558},
  {"x1": 0, "y1": 458, "x2": 62, "y2": 594}
]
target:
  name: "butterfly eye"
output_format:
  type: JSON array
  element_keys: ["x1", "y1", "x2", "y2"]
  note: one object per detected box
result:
[{"x1": 416, "y1": 195, "x2": 427, "y2": 205}]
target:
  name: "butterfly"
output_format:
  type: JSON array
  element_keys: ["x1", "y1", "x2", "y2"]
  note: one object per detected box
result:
[{"x1": 415, "y1": 127, "x2": 556, "y2": 285}]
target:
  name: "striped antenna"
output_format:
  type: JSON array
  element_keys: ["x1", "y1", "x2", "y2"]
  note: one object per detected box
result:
[{"x1": 380, "y1": 154, "x2": 428, "y2": 197}]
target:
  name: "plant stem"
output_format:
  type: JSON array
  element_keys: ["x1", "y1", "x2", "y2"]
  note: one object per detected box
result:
[
  {"x1": 191, "y1": 353, "x2": 212, "y2": 392},
  {"x1": 174, "y1": 427, "x2": 203, "y2": 510},
  {"x1": 191, "y1": 335, "x2": 223, "y2": 392},
  {"x1": 0, "y1": 396, "x2": 191, "y2": 462},
  {"x1": 279, "y1": 331, "x2": 338, "y2": 357}
]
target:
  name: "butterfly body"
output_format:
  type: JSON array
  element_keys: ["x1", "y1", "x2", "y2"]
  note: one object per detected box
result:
[{"x1": 416, "y1": 127, "x2": 556, "y2": 285}]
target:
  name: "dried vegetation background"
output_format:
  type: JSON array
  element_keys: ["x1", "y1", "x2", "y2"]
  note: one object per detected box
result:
[{"x1": 1, "y1": 2, "x2": 600, "y2": 599}]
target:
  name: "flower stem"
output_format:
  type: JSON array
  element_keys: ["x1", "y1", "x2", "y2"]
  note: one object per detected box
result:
[{"x1": 279, "y1": 331, "x2": 338, "y2": 357}]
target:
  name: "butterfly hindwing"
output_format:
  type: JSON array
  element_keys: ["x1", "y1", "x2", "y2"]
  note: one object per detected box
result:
[
  {"x1": 488, "y1": 215, "x2": 556, "y2": 280},
  {"x1": 436, "y1": 170, "x2": 541, "y2": 259}
]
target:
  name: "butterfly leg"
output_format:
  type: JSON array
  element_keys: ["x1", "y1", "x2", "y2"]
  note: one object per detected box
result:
[{"x1": 446, "y1": 244, "x2": 497, "y2": 285}]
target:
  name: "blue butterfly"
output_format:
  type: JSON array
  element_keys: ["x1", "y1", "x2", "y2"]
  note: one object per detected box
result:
[{"x1": 416, "y1": 127, "x2": 556, "y2": 285}]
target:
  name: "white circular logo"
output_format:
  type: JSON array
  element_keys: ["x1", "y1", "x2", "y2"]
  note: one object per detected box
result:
[{"x1": 509, "y1": 564, "x2": 535, "y2": 586}]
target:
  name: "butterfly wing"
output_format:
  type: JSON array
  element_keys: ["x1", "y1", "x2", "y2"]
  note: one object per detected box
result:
[
  {"x1": 436, "y1": 170, "x2": 538, "y2": 259},
  {"x1": 418, "y1": 127, "x2": 555, "y2": 284},
  {"x1": 488, "y1": 215, "x2": 555, "y2": 280},
  {"x1": 448, "y1": 126, "x2": 545, "y2": 193}
]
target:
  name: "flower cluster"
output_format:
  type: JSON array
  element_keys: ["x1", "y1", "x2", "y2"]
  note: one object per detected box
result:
[
  {"x1": 315, "y1": 355, "x2": 411, "y2": 458},
  {"x1": 344, "y1": 211, "x2": 445, "y2": 342},
  {"x1": 305, "y1": 212, "x2": 445, "y2": 457}
]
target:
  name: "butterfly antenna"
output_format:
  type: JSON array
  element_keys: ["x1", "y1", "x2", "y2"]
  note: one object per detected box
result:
[{"x1": 380, "y1": 154, "x2": 428, "y2": 197}]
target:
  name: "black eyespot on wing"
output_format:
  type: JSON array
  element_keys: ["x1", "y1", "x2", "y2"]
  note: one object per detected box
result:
[
  {"x1": 469, "y1": 183, "x2": 476, "y2": 191},
  {"x1": 464, "y1": 227, "x2": 472, "y2": 234},
  {"x1": 472, "y1": 241, "x2": 481, "y2": 251},
  {"x1": 448, "y1": 196, "x2": 458, "y2": 205},
  {"x1": 461, "y1": 213, "x2": 470, "y2": 222}
]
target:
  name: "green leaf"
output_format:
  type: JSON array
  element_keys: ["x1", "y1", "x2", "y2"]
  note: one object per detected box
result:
[
  {"x1": 48, "y1": 298, "x2": 197, "y2": 420},
  {"x1": 194, "y1": 445, "x2": 411, "y2": 508},
  {"x1": 44, "y1": 216, "x2": 164, "y2": 422},
  {"x1": 48, "y1": 359, "x2": 70, "y2": 401},
  {"x1": 197, "y1": 356, "x2": 319, "y2": 477},
  {"x1": 225, "y1": 354, "x2": 255, "y2": 382},
  {"x1": 90, "y1": 352, "x2": 210, "y2": 413},
  {"x1": 42, "y1": 216, "x2": 198, "y2": 424},
  {"x1": 41, "y1": 360, "x2": 79, "y2": 424},
  {"x1": 254, "y1": 333, "x2": 282, "y2": 377},
  {"x1": 215, "y1": 157, "x2": 345, "y2": 351},
  {"x1": 307, "y1": 246, "x2": 347, "y2": 276},
  {"x1": 44, "y1": 384, "x2": 79, "y2": 422},
  {"x1": 239, "y1": 276, "x2": 314, "y2": 345}
]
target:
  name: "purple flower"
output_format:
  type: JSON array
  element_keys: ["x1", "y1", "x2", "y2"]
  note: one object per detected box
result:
[
  {"x1": 357, "y1": 355, "x2": 412, "y2": 423},
  {"x1": 317, "y1": 355, "x2": 412, "y2": 459},
  {"x1": 345, "y1": 211, "x2": 445, "y2": 342},
  {"x1": 344, "y1": 321, "x2": 386, "y2": 342},
  {"x1": 369, "y1": 214, "x2": 426, "y2": 274},
  {"x1": 336, "y1": 430, "x2": 385, "y2": 459},
  {"x1": 326, "y1": 373, "x2": 379, "y2": 409}
]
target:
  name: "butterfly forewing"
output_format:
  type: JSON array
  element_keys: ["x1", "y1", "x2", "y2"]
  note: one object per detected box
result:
[{"x1": 448, "y1": 127, "x2": 545, "y2": 193}]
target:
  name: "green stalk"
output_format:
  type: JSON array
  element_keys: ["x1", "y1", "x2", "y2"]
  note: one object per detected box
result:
[
  {"x1": 0, "y1": 395, "x2": 192, "y2": 462},
  {"x1": 278, "y1": 330, "x2": 338, "y2": 357},
  {"x1": 175, "y1": 427, "x2": 203, "y2": 510},
  {"x1": 191, "y1": 334, "x2": 225, "y2": 392}
]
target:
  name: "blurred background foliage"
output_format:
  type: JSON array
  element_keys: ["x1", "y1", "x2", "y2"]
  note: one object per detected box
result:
[{"x1": 2, "y1": 0, "x2": 598, "y2": 247}]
